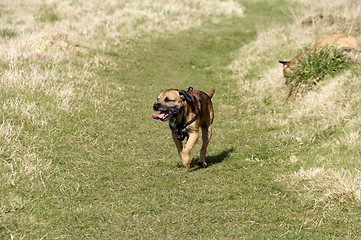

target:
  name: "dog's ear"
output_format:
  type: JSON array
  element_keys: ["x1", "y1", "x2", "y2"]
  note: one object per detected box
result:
[
  {"x1": 279, "y1": 60, "x2": 290, "y2": 71},
  {"x1": 179, "y1": 90, "x2": 193, "y2": 104},
  {"x1": 279, "y1": 60, "x2": 290, "y2": 66}
]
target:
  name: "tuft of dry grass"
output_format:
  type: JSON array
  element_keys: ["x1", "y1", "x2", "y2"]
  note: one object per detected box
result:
[
  {"x1": 289, "y1": 72, "x2": 352, "y2": 120},
  {"x1": 283, "y1": 167, "x2": 361, "y2": 206},
  {"x1": 0, "y1": 121, "x2": 51, "y2": 187},
  {"x1": 20, "y1": 28, "x2": 84, "y2": 61}
]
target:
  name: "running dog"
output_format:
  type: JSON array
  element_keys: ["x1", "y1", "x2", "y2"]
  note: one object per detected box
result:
[{"x1": 153, "y1": 87, "x2": 215, "y2": 168}]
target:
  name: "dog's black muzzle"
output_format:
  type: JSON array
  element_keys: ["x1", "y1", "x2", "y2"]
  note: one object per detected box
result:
[
  {"x1": 153, "y1": 103, "x2": 180, "y2": 113},
  {"x1": 153, "y1": 102, "x2": 161, "y2": 111}
]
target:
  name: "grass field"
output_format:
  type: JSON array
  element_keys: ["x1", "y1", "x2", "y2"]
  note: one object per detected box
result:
[{"x1": 1, "y1": 0, "x2": 361, "y2": 239}]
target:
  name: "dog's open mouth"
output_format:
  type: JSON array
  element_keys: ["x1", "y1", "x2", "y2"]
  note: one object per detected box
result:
[{"x1": 152, "y1": 110, "x2": 174, "y2": 121}]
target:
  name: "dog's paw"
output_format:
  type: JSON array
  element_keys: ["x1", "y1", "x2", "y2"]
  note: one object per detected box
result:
[{"x1": 197, "y1": 162, "x2": 207, "y2": 168}]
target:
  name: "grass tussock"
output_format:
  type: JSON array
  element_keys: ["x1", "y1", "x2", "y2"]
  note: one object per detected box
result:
[
  {"x1": 20, "y1": 28, "x2": 83, "y2": 61},
  {"x1": 285, "y1": 47, "x2": 358, "y2": 98}
]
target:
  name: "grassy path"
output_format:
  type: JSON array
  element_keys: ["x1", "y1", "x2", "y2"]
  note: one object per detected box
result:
[{"x1": 2, "y1": 1, "x2": 361, "y2": 239}]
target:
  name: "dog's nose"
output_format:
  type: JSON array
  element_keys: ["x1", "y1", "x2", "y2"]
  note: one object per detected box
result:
[{"x1": 153, "y1": 102, "x2": 160, "y2": 110}]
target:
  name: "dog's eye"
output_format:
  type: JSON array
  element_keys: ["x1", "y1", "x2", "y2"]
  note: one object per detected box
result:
[{"x1": 165, "y1": 97, "x2": 174, "y2": 102}]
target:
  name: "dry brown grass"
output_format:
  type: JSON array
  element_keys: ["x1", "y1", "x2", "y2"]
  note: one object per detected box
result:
[
  {"x1": 0, "y1": 121, "x2": 50, "y2": 188},
  {"x1": 289, "y1": 0, "x2": 361, "y2": 8},
  {"x1": 0, "y1": 0, "x2": 245, "y2": 55},
  {"x1": 52, "y1": 0, "x2": 244, "y2": 46},
  {"x1": 283, "y1": 167, "x2": 361, "y2": 206},
  {"x1": 20, "y1": 28, "x2": 83, "y2": 61}
]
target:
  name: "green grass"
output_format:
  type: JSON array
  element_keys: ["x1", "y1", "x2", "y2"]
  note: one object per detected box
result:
[
  {"x1": 34, "y1": 11, "x2": 59, "y2": 22},
  {"x1": 1, "y1": 0, "x2": 361, "y2": 239},
  {"x1": 0, "y1": 28, "x2": 17, "y2": 38}
]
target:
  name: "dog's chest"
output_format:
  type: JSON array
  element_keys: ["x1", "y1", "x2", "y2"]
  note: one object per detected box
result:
[{"x1": 169, "y1": 118, "x2": 178, "y2": 132}]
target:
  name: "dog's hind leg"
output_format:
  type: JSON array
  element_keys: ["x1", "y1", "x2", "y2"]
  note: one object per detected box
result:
[
  {"x1": 179, "y1": 131, "x2": 199, "y2": 168},
  {"x1": 198, "y1": 125, "x2": 212, "y2": 168}
]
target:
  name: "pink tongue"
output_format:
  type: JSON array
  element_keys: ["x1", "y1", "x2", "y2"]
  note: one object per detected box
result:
[{"x1": 152, "y1": 113, "x2": 166, "y2": 120}]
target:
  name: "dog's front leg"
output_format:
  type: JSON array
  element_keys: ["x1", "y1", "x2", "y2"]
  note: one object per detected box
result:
[
  {"x1": 172, "y1": 132, "x2": 183, "y2": 157},
  {"x1": 179, "y1": 131, "x2": 199, "y2": 167}
]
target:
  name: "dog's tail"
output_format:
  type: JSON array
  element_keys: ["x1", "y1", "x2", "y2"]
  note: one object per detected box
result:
[{"x1": 207, "y1": 88, "x2": 215, "y2": 99}]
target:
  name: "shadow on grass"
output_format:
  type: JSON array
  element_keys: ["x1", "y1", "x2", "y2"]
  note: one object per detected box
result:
[{"x1": 186, "y1": 148, "x2": 234, "y2": 171}]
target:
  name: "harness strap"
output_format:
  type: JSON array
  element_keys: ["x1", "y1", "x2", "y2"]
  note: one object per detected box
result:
[
  {"x1": 177, "y1": 86, "x2": 198, "y2": 141},
  {"x1": 177, "y1": 114, "x2": 198, "y2": 141}
]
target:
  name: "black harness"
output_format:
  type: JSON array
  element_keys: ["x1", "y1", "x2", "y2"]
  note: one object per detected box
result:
[
  {"x1": 177, "y1": 113, "x2": 198, "y2": 141},
  {"x1": 177, "y1": 87, "x2": 199, "y2": 141}
]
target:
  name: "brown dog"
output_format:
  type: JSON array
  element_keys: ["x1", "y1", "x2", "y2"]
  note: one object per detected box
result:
[
  {"x1": 153, "y1": 87, "x2": 215, "y2": 168},
  {"x1": 280, "y1": 32, "x2": 361, "y2": 76}
]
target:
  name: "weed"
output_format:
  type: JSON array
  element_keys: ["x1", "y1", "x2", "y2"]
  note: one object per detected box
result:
[
  {"x1": 0, "y1": 28, "x2": 17, "y2": 38},
  {"x1": 34, "y1": 11, "x2": 59, "y2": 23}
]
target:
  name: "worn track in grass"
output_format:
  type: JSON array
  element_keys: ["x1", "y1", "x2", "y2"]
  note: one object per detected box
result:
[{"x1": 1, "y1": 0, "x2": 361, "y2": 239}]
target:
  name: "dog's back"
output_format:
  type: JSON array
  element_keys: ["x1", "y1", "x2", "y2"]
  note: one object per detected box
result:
[
  {"x1": 311, "y1": 32, "x2": 361, "y2": 51},
  {"x1": 190, "y1": 89, "x2": 215, "y2": 127}
]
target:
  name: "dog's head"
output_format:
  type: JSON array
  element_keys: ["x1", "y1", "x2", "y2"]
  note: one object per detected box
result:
[
  {"x1": 279, "y1": 52, "x2": 302, "y2": 77},
  {"x1": 279, "y1": 60, "x2": 293, "y2": 77},
  {"x1": 152, "y1": 89, "x2": 193, "y2": 121}
]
